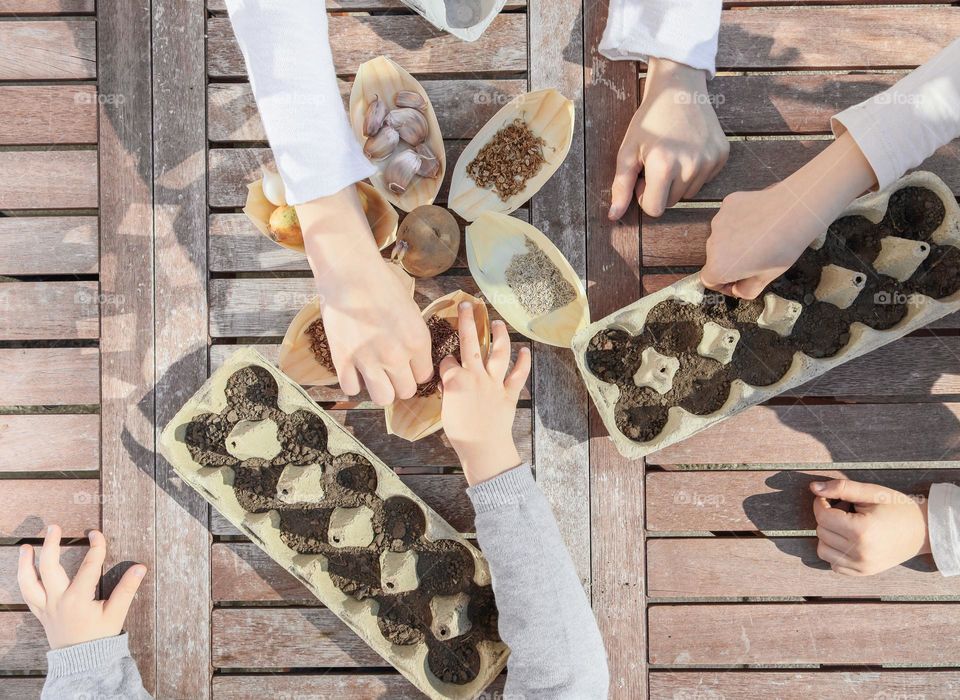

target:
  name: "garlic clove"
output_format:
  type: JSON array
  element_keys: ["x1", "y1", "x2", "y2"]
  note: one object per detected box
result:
[
  {"x1": 363, "y1": 125, "x2": 400, "y2": 161},
  {"x1": 415, "y1": 143, "x2": 440, "y2": 178},
  {"x1": 386, "y1": 107, "x2": 428, "y2": 146},
  {"x1": 385, "y1": 149, "x2": 423, "y2": 195},
  {"x1": 395, "y1": 90, "x2": 427, "y2": 112},
  {"x1": 362, "y1": 94, "x2": 388, "y2": 137}
]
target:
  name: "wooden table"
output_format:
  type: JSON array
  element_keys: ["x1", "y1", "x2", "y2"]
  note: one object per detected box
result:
[{"x1": 2, "y1": 1, "x2": 960, "y2": 698}]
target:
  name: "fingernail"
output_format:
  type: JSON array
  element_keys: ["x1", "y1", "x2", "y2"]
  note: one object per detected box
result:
[
  {"x1": 608, "y1": 206, "x2": 615, "y2": 219},
  {"x1": 132, "y1": 565, "x2": 147, "y2": 579},
  {"x1": 493, "y1": 319, "x2": 505, "y2": 327},
  {"x1": 19, "y1": 545, "x2": 30, "y2": 558},
  {"x1": 459, "y1": 301, "x2": 471, "y2": 310},
  {"x1": 46, "y1": 525, "x2": 54, "y2": 535},
  {"x1": 812, "y1": 482, "x2": 825, "y2": 493}
]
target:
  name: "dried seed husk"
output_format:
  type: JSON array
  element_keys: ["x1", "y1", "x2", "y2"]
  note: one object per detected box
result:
[
  {"x1": 384, "y1": 290, "x2": 491, "y2": 442},
  {"x1": 349, "y1": 56, "x2": 445, "y2": 212},
  {"x1": 465, "y1": 211, "x2": 588, "y2": 347},
  {"x1": 387, "y1": 107, "x2": 429, "y2": 146},
  {"x1": 364, "y1": 125, "x2": 400, "y2": 161},
  {"x1": 244, "y1": 169, "x2": 398, "y2": 254},
  {"x1": 393, "y1": 205, "x2": 460, "y2": 278},
  {"x1": 279, "y1": 262, "x2": 415, "y2": 388},
  {"x1": 363, "y1": 94, "x2": 388, "y2": 137},
  {"x1": 449, "y1": 88, "x2": 574, "y2": 222}
]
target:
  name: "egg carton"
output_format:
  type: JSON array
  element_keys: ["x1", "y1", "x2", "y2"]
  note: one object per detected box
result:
[
  {"x1": 572, "y1": 171, "x2": 960, "y2": 460},
  {"x1": 158, "y1": 348, "x2": 508, "y2": 699}
]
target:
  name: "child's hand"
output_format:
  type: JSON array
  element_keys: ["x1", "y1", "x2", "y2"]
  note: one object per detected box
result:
[
  {"x1": 608, "y1": 57, "x2": 728, "y2": 220},
  {"x1": 810, "y1": 479, "x2": 931, "y2": 576},
  {"x1": 440, "y1": 302, "x2": 531, "y2": 486},
  {"x1": 18, "y1": 526, "x2": 147, "y2": 650}
]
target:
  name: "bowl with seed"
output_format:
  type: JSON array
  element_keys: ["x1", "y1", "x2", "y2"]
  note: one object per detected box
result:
[
  {"x1": 448, "y1": 88, "x2": 574, "y2": 221},
  {"x1": 465, "y1": 212, "x2": 588, "y2": 347},
  {"x1": 349, "y1": 56, "x2": 446, "y2": 213}
]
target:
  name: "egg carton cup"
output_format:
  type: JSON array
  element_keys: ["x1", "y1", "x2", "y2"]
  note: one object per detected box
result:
[
  {"x1": 572, "y1": 171, "x2": 960, "y2": 460},
  {"x1": 159, "y1": 348, "x2": 508, "y2": 699}
]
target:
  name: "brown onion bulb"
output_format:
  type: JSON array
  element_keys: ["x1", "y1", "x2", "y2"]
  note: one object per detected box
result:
[{"x1": 392, "y1": 205, "x2": 460, "y2": 278}]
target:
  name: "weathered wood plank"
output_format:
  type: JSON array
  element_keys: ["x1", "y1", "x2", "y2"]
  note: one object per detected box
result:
[
  {"x1": 212, "y1": 673, "x2": 506, "y2": 699},
  {"x1": 0, "y1": 151, "x2": 98, "y2": 209},
  {"x1": 212, "y1": 472, "x2": 473, "y2": 542},
  {"x1": 98, "y1": 0, "x2": 156, "y2": 690},
  {"x1": 209, "y1": 79, "x2": 527, "y2": 142},
  {"x1": 208, "y1": 0, "x2": 524, "y2": 10},
  {"x1": 0, "y1": 678, "x2": 45, "y2": 698},
  {"x1": 584, "y1": 0, "x2": 646, "y2": 697},
  {"x1": 0, "y1": 86, "x2": 97, "y2": 145},
  {"x1": 209, "y1": 276, "x2": 495, "y2": 337},
  {"x1": 0, "y1": 0, "x2": 94, "y2": 12},
  {"x1": 153, "y1": 0, "x2": 211, "y2": 696},
  {"x1": 647, "y1": 403, "x2": 960, "y2": 466},
  {"x1": 716, "y1": 7, "x2": 960, "y2": 70},
  {"x1": 208, "y1": 143, "x2": 465, "y2": 208},
  {"x1": 213, "y1": 608, "x2": 384, "y2": 668},
  {"x1": 0, "y1": 545, "x2": 84, "y2": 604},
  {"x1": 0, "y1": 414, "x2": 99, "y2": 472},
  {"x1": 2, "y1": 479, "x2": 100, "y2": 538},
  {"x1": 0, "y1": 281, "x2": 99, "y2": 340},
  {"x1": 207, "y1": 15, "x2": 527, "y2": 79},
  {"x1": 649, "y1": 671, "x2": 960, "y2": 700},
  {"x1": 0, "y1": 612, "x2": 47, "y2": 672},
  {"x1": 649, "y1": 603, "x2": 960, "y2": 665},
  {"x1": 0, "y1": 216, "x2": 98, "y2": 275},
  {"x1": 647, "y1": 537, "x2": 957, "y2": 598},
  {"x1": 209, "y1": 341, "x2": 532, "y2": 403},
  {"x1": 0, "y1": 20, "x2": 95, "y2": 79},
  {"x1": 646, "y1": 469, "x2": 960, "y2": 532},
  {"x1": 0, "y1": 347, "x2": 99, "y2": 406}
]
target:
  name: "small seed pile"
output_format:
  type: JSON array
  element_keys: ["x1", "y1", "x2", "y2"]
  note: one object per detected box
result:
[
  {"x1": 305, "y1": 318, "x2": 335, "y2": 372},
  {"x1": 466, "y1": 118, "x2": 546, "y2": 201},
  {"x1": 416, "y1": 315, "x2": 461, "y2": 397},
  {"x1": 506, "y1": 238, "x2": 576, "y2": 317}
]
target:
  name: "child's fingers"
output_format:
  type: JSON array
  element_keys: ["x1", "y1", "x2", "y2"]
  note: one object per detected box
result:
[
  {"x1": 70, "y1": 530, "x2": 107, "y2": 599},
  {"x1": 816, "y1": 541, "x2": 855, "y2": 569},
  {"x1": 730, "y1": 276, "x2": 767, "y2": 301},
  {"x1": 17, "y1": 545, "x2": 46, "y2": 610},
  {"x1": 337, "y1": 362, "x2": 361, "y2": 397},
  {"x1": 38, "y1": 525, "x2": 70, "y2": 597},
  {"x1": 439, "y1": 355, "x2": 460, "y2": 388},
  {"x1": 486, "y1": 320, "x2": 511, "y2": 380},
  {"x1": 104, "y1": 564, "x2": 147, "y2": 629},
  {"x1": 812, "y1": 496, "x2": 858, "y2": 537},
  {"x1": 608, "y1": 152, "x2": 641, "y2": 220},
  {"x1": 815, "y1": 526, "x2": 849, "y2": 553},
  {"x1": 811, "y1": 478, "x2": 898, "y2": 506},
  {"x1": 505, "y1": 346, "x2": 531, "y2": 397},
  {"x1": 639, "y1": 163, "x2": 674, "y2": 217},
  {"x1": 457, "y1": 302, "x2": 482, "y2": 371}
]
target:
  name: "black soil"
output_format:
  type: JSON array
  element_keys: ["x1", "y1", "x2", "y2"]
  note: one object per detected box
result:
[
  {"x1": 182, "y1": 365, "x2": 498, "y2": 686},
  {"x1": 586, "y1": 186, "x2": 958, "y2": 443}
]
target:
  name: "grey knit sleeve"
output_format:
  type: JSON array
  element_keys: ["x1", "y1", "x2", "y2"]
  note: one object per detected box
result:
[
  {"x1": 467, "y1": 464, "x2": 609, "y2": 699},
  {"x1": 41, "y1": 633, "x2": 152, "y2": 700}
]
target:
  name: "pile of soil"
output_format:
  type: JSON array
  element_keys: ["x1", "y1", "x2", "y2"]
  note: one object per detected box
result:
[
  {"x1": 586, "y1": 186, "x2": 960, "y2": 443},
  {"x1": 183, "y1": 365, "x2": 499, "y2": 686}
]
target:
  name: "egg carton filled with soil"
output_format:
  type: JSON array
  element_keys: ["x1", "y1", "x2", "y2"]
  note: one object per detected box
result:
[
  {"x1": 158, "y1": 348, "x2": 508, "y2": 699},
  {"x1": 572, "y1": 171, "x2": 960, "y2": 460}
]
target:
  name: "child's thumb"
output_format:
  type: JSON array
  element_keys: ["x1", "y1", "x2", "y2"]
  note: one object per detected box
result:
[
  {"x1": 104, "y1": 564, "x2": 146, "y2": 626},
  {"x1": 811, "y1": 479, "x2": 891, "y2": 505}
]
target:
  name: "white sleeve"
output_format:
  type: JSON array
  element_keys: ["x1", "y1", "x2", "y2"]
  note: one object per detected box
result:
[
  {"x1": 928, "y1": 483, "x2": 960, "y2": 577},
  {"x1": 831, "y1": 38, "x2": 960, "y2": 191},
  {"x1": 225, "y1": 0, "x2": 376, "y2": 204},
  {"x1": 598, "y1": 0, "x2": 722, "y2": 78}
]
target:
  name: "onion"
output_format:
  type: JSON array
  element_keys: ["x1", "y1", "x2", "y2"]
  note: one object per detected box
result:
[{"x1": 392, "y1": 205, "x2": 460, "y2": 278}]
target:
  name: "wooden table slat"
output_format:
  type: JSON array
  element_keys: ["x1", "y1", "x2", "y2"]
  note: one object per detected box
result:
[
  {"x1": 1, "y1": 479, "x2": 100, "y2": 538},
  {"x1": 0, "y1": 347, "x2": 99, "y2": 406},
  {"x1": 207, "y1": 0, "x2": 524, "y2": 10},
  {"x1": 0, "y1": 281, "x2": 99, "y2": 340},
  {"x1": 0, "y1": 0, "x2": 94, "y2": 13},
  {"x1": 0, "y1": 86, "x2": 98, "y2": 146},
  {"x1": 0, "y1": 612, "x2": 48, "y2": 672},
  {"x1": 0, "y1": 216, "x2": 98, "y2": 276},
  {"x1": 212, "y1": 673, "x2": 505, "y2": 700},
  {"x1": 0, "y1": 151, "x2": 98, "y2": 210},
  {"x1": 0, "y1": 20, "x2": 96, "y2": 80},
  {"x1": 0, "y1": 414, "x2": 99, "y2": 472},
  {"x1": 0, "y1": 545, "x2": 85, "y2": 605}
]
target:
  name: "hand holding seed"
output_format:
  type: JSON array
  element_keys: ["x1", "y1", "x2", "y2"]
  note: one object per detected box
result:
[
  {"x1": 810, "y1": 479, "x2": 931, "y2": 576},
  {"x1": 439, "y1": 302, "x2": 531, "y2": 486},
  {"x1": 18, "y1": 526, "x2": 147, "y2": 650}
]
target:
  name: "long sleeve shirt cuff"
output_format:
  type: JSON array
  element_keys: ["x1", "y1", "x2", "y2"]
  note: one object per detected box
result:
[
  {"x1": 831, "y1": 37, "x2": 960, "y2": 192},
  {"x1": 466, "y1": 463, "x2": 537, "y2": 514},
  {"x1": 928, "y1": 483, "x2": 960, "y2": 577},
  {"x1": 598, "y1": 0, "x2": 722, "y2": 78},
  {"x1": 46, "y1": 633, "x2": 132, "y2": 679}
]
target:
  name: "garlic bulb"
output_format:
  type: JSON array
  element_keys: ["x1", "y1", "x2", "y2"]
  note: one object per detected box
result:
[
  {"x1": 261, "y1": 169, "x2": 287, "y2": 207},
  {"x1": 364, "y1": 126, "x2": 400, "y2": 161},
  {"x1": 387, "y1": 108, "x2": 428, "y2": 146},
  {"x1": 385, "y1": 150, "x2": 423, "y2": 195},
  {"x1": 363, "y1": 95, "x2": 388, "y2": 137},
  {"x1": 395, "y1": 90, "x2": 427, "y2": 111}
]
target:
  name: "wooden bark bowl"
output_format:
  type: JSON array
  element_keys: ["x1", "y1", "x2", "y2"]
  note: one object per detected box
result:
[
  {"x1": 466, "y1": 211, "x2": 589, "y2": 347},
  {"x1": 384, "y1": 290, "x2": 490, "y2": 442},
  {"x1": 349, "y1": 56, "x2": 445, "y2": 212},
  {"x1": 448, "y1": 88, "x2": 574, "y2": 222},
  {"x1": 572, "y1": 171, "x2": 960, "y2": 460}
]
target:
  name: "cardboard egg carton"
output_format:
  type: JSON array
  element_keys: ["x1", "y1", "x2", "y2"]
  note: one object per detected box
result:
[
  {"x1": 572, "y1": 171, "x2": 960, "y2": 460},
  {"x1": 158, "y1": 348, "x2": 508, "y2": 699}
]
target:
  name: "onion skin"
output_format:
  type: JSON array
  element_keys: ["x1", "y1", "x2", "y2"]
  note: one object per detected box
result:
[
  {"x1": 268, "y1": 205, "x2": 304, "y2": 247},
  {"x1": 393, "y1": 205, "x2": 460, "y2": 278}
]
